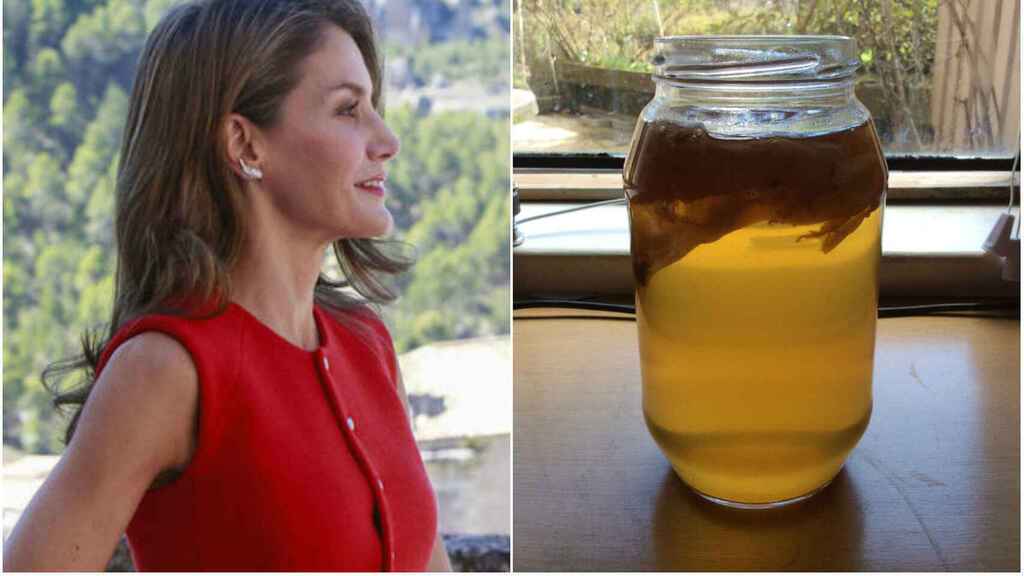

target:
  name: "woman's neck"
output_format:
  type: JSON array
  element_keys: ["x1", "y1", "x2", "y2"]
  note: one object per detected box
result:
[{"x1": 229, "y1": 216, "x2": 327, "y2": 352}]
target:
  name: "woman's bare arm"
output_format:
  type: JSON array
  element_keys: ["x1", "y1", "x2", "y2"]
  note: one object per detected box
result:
[
  {"x1": 425, "y1": 532, "x2": 454, "y2": 569},
  {"x1": 3, "y1": 332, "x2": 198, "y2": 571},
  {"x1": 395, "y1": 369, "x2": 452, "y2": 572},
  {"x1": 426, "y1": 532, "x2": 453, "y2": 572}
]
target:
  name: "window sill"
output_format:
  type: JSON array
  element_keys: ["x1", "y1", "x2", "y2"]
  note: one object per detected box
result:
[
  {"x1": 514, "y1": 201, "x2": 1020, "y2": 300},
  {"x1": 514, "y1": 170, "x2": 1018, "y2": 202}
]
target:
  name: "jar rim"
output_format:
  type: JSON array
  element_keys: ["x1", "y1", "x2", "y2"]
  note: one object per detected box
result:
[
  {"x1": 655, "y1": 34, "x2": 854, "y2": 44},
  {"x1": 653, "y1": 35, "x2": 860, "y2": 83}
]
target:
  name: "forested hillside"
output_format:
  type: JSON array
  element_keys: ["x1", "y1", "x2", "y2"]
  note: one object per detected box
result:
[{"x1": 3, "y1": 0, "x2": 510, "y2": 454}]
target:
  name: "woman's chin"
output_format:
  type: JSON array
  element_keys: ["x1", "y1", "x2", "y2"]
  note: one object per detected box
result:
[
  {"x1": 338, "y1": 209, "x2": 394, "y2": 240},
  {"x1": 371, "y1": 208, "x2": 395, "y2": 237}
]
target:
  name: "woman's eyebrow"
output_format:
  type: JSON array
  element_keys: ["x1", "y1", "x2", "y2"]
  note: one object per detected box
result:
[{"x1": 326, "y1": 81, "x2": 367, "y2": 97}]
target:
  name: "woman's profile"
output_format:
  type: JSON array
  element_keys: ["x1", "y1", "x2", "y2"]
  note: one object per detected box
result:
[{"x1": 3, "y1": 0, "x2": 451, "y2": 570}]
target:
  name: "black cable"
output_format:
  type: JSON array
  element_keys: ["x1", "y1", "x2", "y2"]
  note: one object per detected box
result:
[
  {"x1": 515, "y1": 198, "x2": 626, "y2": 225},
  {"x1": 513, "y1": 300, "x2": 634, "y2": 314},
  {"x1": 878, "y1": 301, "x2": 1019, "y2": 318},
  {"x1": 513, "y1": 314, "x2": 638, "y2": 322},
  {"x1": 513, "y1": 299, "x2": 1020, "y2": 318}
]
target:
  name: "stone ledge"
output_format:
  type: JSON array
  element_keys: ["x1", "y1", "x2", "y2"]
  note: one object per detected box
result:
[
  {"x1": 105, "y1": 532, "x2": 511, "y2": 572},
  {"x1": 443, "y1": 533, "x2": 511, "y2": 572}
]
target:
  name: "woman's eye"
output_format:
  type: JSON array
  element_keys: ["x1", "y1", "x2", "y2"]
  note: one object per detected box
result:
[{"x1": 337, "y1": 101, "x2": 359, "y2": 117}]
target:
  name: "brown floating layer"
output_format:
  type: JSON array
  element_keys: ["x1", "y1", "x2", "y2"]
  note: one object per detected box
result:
[{"x1": 624, "y1": 121, "x2": 887, "y2": 285}]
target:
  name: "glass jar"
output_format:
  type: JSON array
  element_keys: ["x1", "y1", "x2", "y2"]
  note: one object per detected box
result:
[{"x1": 624, "y1": 36, "x2": 887, "y2": 508}]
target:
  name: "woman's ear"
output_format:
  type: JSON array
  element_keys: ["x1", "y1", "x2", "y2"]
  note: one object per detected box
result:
[{"x1": 223, "y1": 113, "x2": 265, "y2": 181}]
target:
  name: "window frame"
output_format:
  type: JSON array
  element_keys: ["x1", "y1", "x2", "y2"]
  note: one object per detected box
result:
[
  {"x1": 513, "y1": 155, "x2": 1016, "y2": 172},
  {"x1": 514, "y1": 166, "x2": 1020, "y2": 203}
]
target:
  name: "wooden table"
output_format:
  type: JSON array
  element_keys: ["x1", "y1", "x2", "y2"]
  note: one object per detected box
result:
[{"x1": 513, "y1": 311, "x2": 1020, "y2": 571}]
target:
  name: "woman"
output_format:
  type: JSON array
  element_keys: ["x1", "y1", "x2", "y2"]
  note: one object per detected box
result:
[{"x1": 3, "y1": 0, "x2": 451, "y2": 570}]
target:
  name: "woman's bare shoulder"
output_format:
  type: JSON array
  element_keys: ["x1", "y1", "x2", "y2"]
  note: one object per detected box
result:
[
  {"x1": 85, "y1": 331, "x2": 199, "y2": 476},
  {"x1": 1, "y1": 332, "x2": 198, "y2": 571}
]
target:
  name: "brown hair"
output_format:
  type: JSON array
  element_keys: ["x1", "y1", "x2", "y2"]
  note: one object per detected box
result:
[{"x1": 45, "y1": 0, "x2": 410, "y2": 443}]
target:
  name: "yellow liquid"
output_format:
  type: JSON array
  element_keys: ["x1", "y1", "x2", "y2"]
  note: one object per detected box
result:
[{"x1": 637, "y1": 208, "x2": 881, "y2": 505}]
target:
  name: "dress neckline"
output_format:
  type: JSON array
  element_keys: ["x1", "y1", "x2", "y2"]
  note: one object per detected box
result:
[{"x1": 227, "y1": 301, "x2": 329, "y2": 354}]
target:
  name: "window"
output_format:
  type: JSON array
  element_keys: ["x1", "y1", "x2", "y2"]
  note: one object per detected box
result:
[
  {"x1": 511, "y1": 0, "x2": 1020, "y2": 303},
  {"x1": 513, "y1": 0, "x2": 1019, "y2": 165}
]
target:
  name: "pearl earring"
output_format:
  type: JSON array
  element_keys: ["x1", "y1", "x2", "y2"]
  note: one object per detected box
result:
[{"x1": 239, "y1": 158, "x2": 263, "y2": 180}]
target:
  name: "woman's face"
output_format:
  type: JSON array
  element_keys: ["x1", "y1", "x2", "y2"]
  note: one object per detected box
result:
[{"x1": 260, "y1": 25, "x2": 399, "y2": 242}]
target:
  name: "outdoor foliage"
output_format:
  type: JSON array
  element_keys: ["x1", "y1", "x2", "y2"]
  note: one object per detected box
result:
[
  {"x1": 389, "y1": 35, "x2": 510, "y2": 87},
  {"x1": 383, "y1": 107, "x2": 510, "y2": 352},
  {"x1": 3, "y1": 0, "x2": 509, "y2": 453},
  {"x1": 515, "y1": 0, "x2": 948, "y2": 151}
]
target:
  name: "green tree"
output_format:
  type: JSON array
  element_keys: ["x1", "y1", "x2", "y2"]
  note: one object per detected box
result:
[
  {"x1": 4, "y1": 89, "x2": 46, "y2": 173},
  {"x1": 62, "y1": 0, "x2": 146, "y2": 97},
  {"x1": 50, "y1": 81, "x2": 84, "y2": 135},
  {"x1": 4, "y1": 0, "x2": 33, "y2": 93},
  {"x1": 85, "y1": 156, "x2": 118, "y2": 246},
  {"x1": 62, "y1": 0, "x2": 145, "y2": 67},
  {"x1": 66, "y1": 84, "x2": 127, "y2": 212},
  {"x1": 26, "y1": 152, "x2": 72, "y2": 236},
  {"x1": 29, "y1": 0, "x2": 68, "y2": 52},
  {"x1": 28, "y1": 47, "x2": 65, "y2": 100},
  {"x1": 143, "y1": 0, "x2": 185, "y2": 32}
]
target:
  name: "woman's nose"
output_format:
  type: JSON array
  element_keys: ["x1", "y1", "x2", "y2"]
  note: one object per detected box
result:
[{"x1": 368, "y1": 117, "x2": 400, "y2": 162}]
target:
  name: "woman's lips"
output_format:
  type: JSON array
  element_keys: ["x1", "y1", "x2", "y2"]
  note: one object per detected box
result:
[{"x1": 355, "y1": 177, "x2": 386, "y2": 197}]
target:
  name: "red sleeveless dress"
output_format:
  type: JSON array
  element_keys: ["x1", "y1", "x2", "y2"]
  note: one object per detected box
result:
[{"x1": 94, "y1": 302, "x2": 437, "y2": 571}]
